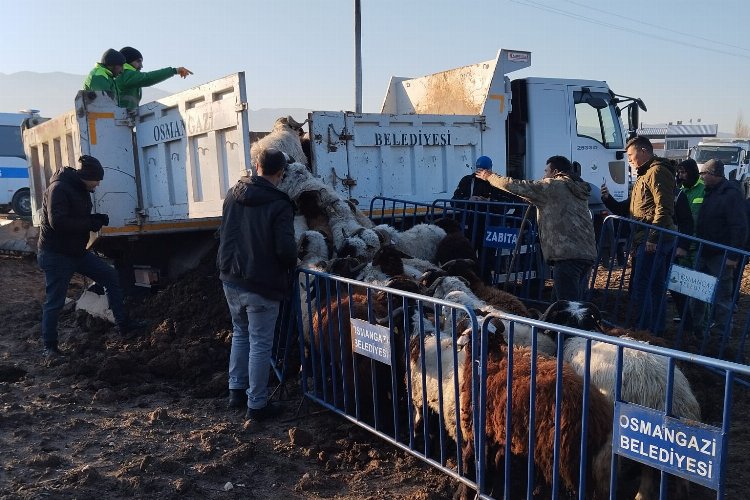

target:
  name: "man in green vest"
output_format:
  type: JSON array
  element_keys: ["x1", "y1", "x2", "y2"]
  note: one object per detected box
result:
[
  {"x1": 83, "y1": 49, "x2": 126, "y2": 96},
  {"x1": 115, "y1": 46, "x2": 193, "y2": 110}
]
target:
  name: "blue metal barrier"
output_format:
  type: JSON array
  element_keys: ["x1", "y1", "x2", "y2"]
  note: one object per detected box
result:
[
  {"x1": 592, "y1": 215, "x2": 750, "y2": 362},
  {"x1": 368, "y1": 196, "x2": 548, "y2": 303},
  {"x1": 293, "y1": 268, "x2": 750, "y2": 499},
  {"x1": 431, "y1": 198, "x2": 547, "y2": 304}
]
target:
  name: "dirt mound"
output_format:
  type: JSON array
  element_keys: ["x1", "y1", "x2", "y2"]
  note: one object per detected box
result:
[{"x1": 0, "y1": 253, "x2": 453, "y2": 499}]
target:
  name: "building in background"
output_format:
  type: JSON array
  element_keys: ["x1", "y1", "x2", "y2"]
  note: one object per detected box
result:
[{"x1": 637, "y1": 122, "x2": 718, "y2": 160}]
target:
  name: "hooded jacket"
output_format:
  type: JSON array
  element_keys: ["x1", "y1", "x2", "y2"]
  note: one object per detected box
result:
[
  {"x1": 484, "y1": 172, "x2": 597, "y2": 263},
  {"x1": 217, "y1": 175, "x2": 297, "y2": 300},
  {"x1": 83, "y1": 63, "x2": 118, "y2": 95},
  {"x1": 696, "y1": 178, "x2": 747, "y2": 256},
  {"x1": 116, "y1": 63, "x2": 178, "y2": 110},
  {"x1": 603, "y1": 155, "x2": 676, "y2": 245},
  {"x1": 38, "y1": 167, "x2": 95, "y2": 257}
]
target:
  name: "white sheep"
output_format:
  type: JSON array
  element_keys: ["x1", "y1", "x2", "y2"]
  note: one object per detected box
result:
[
  {"x1": 373, "y1": 223, "x2": 447, "y2": 262},
  {"x1": 251, "y1": 116, "x2": 308, "y2": 166}
]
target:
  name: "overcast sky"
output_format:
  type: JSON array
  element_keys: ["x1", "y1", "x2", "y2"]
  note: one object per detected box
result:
[{"x1": 3, "y1": 0, "x2": 749, "y2": 132}]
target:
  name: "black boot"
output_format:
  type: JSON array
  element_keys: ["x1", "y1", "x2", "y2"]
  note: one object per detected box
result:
[{"x1": 228, "y1": 389, "x2": 247, "y2": 409}]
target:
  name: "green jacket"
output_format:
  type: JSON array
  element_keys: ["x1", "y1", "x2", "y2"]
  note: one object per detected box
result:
[
  {"x1": 83, "y1": 64, "x2": 117, "y2": 95},
  {"x1": 680, "y1": 178, "x2": 705, "y2": 226},
  {"x1": 115, "y1": 63, "x2": 177, "y2": 110}
]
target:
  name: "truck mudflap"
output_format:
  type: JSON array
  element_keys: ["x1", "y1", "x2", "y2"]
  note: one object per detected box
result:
[{"x1": 0, "y1": 216, "x2": 38, "y2": 255}]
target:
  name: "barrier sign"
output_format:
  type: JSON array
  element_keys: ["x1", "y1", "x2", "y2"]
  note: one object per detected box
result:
[
  {"x1": 667, "y1": 264, "x2": 717, "y2": 303},
  {"x1": 351, "y1": 318, "x2": 391, "y2": 365},
  {"x1": 484, "y1": 226, "x2": 519, "y2": 249},
  {"x1": 614, "y1": 402, "x2": 724, "y2": 490}
]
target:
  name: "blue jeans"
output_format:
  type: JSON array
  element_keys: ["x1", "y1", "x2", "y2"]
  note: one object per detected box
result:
[
  {"x1": 37, "y1": 249, "x2": 126, "y2": 347},
  {"x1": 631, "y1": 241, "x2": 673, "y2": 334},
  {"x1": 223, "y1": 283, "x2": 280, "y2": 410},
  {"x1": 552, "y1": 259, "x2": 593, "y2": 301}
]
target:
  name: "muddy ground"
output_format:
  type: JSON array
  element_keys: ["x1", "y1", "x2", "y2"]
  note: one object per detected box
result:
[
  {"x1": 0, "y1": 253, "x2": 454, "y2": 499},
  {"x1": 0, "y1": 252, "x2": 748, "y2": 499}
]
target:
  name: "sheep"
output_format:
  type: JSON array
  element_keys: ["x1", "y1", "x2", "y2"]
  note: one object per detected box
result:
[
  {"x1": 457, "y1": 339, "x2": 614, "y2": 499},
  {"x1": 297, "y1": 230, "x2": 332, "y2": 268},
  {"x1": 432, "y1": 217, "x2": 477, "y2": 265},
  {"x1": 369, "y1": 244, "x2": 441, "y2": 281},
  {"x1": 540, "y1": 300, "x2": 702, "y2": 499},
  {"x1": 251, "y1": 115, "x2": 308, "y2": 166},
  {"x1": 539, "y1": 301, "x2": 701, "y2": 419},
  {"x1": 310, "y1": 276, "x2": 422, "y2": 432},
  {"x1": 296, "y1": 190, "x2": 333, "y2": 241},
  {"x1": 425, "y1": 275, "x2": 556, "y2": 355},
  {"x1": 441, "y1": 258, "x2": 532, "y2": 318},
  {"x1": 373, "y1": 223, "x2": 447, "y2": 262}
]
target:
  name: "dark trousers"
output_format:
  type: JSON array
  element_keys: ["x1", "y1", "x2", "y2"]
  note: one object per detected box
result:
[
  {"x1": 631, "y1": 241, "x2": 673, "y2": 335},
  {"x1": 37, "y1": 249, "x2": 126, "y2": 347},
  {"x1": 552, "y1": 259, "x2": 593, "y2": 301}
]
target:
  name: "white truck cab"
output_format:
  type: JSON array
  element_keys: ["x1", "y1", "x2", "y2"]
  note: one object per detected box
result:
[{"x1": 689, "y1": 138, "x2": 750, "y2": 194}]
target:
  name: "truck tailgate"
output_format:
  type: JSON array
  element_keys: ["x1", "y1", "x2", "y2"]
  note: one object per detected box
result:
[{"x1": 310, "y1": 111, "x2": 485, "y2": 207}]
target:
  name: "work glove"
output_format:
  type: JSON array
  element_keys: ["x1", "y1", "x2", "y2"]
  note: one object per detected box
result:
[
  {"x1": 89, "y1": 213, "x2": 109, "y2": 231},
  {"x1": 177, "y1": 67, "x2": 193, "y2": 78}
]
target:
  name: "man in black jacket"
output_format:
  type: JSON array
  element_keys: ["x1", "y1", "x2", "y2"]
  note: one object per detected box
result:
[
  {"x1": 693, "y1": 159, "x2": 748, "y2": 335},
  {"x1": 37, "y1": 155, "x2": 129, "y2": 357},
  {"x1": 217, "y1": 147, "x2": 297, "y2": 422}
]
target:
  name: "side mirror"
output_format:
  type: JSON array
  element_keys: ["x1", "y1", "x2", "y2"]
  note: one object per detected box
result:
[{"x1": 627, "y1": 103, "x2": 640, "y2": 137}]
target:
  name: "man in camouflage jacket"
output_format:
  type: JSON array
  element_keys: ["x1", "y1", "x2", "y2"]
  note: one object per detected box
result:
[{"x1": 476, "y1": 155, "x2": 596, "y2": 301}]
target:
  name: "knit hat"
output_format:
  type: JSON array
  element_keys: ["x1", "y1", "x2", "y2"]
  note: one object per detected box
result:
[
  {"x1": 78, "y1": 155, "x2": 104, "y2": 181},
  {"x1": 119, "y1": 46, "x2": 143, "y2": 63},
  {"x1": 701, "y1": 158, "x2": 724, "y2": 177},
  {"x1": 100, "y1": 49, "x2": 126, "y2": 67},
  {"x1": 475, "y1": 156, "x2": 492, "y2": 170}
]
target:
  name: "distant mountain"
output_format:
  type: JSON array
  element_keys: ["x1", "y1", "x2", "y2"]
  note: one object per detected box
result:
[
  {"x1": 0, "y1": 71, "x2": 169, "y2": 117},
  {"x1": 0, "y1": 71, "x2": 311, "y2": 133}
]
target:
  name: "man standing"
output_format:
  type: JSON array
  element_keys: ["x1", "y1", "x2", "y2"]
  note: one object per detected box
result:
[
  {"x1": 37, "y1": 155, "x2": 133, "y2": 357},
  {"x1": 693, "y1": 159, "x2": 747, "y2": 334},
  {"x1": 601, "y1": 136, "x2": 676, "y2": 334},
  {"x1": 476, "y1": 155, "x2": 596, "y2": 300},
  {"x1": 217, "y1": 148, "x2": 297, "y2": 422},
  {"x1": 115, "y1": 46, "x2": 193, "y2": 110},
  {"x1": 452, "y1": 156, "x2": 509, "y2": 203},
  {"x1": 83, "y1": 49, "x2": 126, "y2": 95}
]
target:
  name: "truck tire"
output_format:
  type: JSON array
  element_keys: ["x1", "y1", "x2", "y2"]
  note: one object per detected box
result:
[{"x1": 11, "y1": 188, "x2": 31, "y2": 216}]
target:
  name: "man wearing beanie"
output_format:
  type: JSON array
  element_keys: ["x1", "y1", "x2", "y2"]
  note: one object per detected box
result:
[
  {"x1": 692, "y1": 158, "x2": 748, "y2": 336},
  {"x1": 83, "y1": 48, "x2": 126, "y2": 97},
  {"x1": 115, "y1": 46, "x2": 193, "y2": 110},
  {"x1": 37, "y1": 155, "x2": 137, "y2": 358}
]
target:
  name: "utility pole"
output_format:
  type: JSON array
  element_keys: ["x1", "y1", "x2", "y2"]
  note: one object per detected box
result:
[{"x1": 354, "y1": 0, "x2": 362, "y2": 113}]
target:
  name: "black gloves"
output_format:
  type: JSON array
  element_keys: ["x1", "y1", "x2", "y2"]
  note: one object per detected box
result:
[{"x1": 89, "y1": 213, "x2": 110, "y2": 232}]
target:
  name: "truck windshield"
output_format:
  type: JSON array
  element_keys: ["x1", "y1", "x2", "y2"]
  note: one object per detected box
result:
[
  {"x1": 573, "y1": 91, "x2": 623, "y2": 149},
  {"x1": 0, "y1": 125, "x2": 25, "y2": 158},
  {"x1": 691, "y1": 146, "x2": 741, "y2": 165}
]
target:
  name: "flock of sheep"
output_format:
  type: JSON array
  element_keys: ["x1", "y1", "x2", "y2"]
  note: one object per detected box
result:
[{"x1": 254, "y1": 118, "x2": 705, "y2": 499}]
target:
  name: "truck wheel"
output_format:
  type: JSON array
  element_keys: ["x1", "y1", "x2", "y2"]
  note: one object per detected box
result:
[{"x1": 11, "y1": 188, "x2": 31, "y2": 216}]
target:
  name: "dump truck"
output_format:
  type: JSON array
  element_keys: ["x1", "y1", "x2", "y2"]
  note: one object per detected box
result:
[
  {"x1": 23, "y1": 73, "x2": 251, "y2": 284},
  {"x1": 309, "y1": 49, "x2": 644, "y2": 214},
  {"x1": 22, "y1": 50, "x2": 643, "y2": 287}
]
